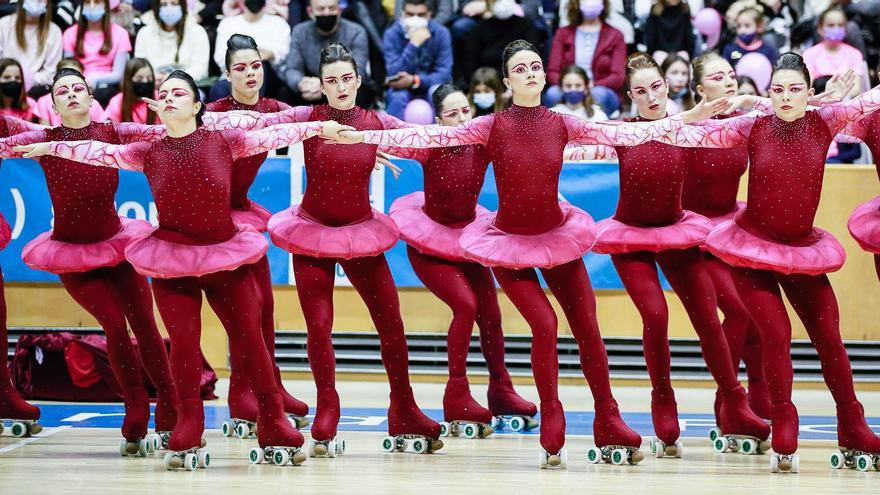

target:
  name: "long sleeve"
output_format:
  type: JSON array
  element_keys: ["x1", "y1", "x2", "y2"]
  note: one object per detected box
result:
[
  {"x1": 213, "y1": 19, "x2": 232, "y2": 75},
  {"x1": 383, "y1": 27, "x2": 413, "y2": 76},
  {"x1": 90, "y1": 51, "x2": 129, "y2": 86},
  {"x1": 34, "y1": 27, "x2": 63, "y2": 87},
  {"x1": 284, "y1": 26, "x2": 306, "y2": 90},
  {"x1": 361, "y1": 115, "x2": 494, "y2": 148},
  {"x1": 546, "y1": 29, "x2": 567, "y2": 86},
  {"x1": 653, "y1": 112, "x2": 758, "y2": 148},
  {"x1": 378, "y1": 145, "x2": 431, "y2": 162},
  {"x1": 377, "y1": 112, "x2": 411, "y2": 130},
  {"x1": 592, "y1": 28, "x2": 626, "y2": 90},
  {"x1": 3, "y1": 115, "x2": 47, "y2": 135},
  {"x1": 249, "y1": 105, "x2": 313, "y2": 127},
  {"x1": 818, "y1": 84, "x2": 880, "y2": 135},
  {"x1": 202, "y1": 111, "x2": 284, "y2": 131},
  {"x1": 44, "y1": 139, "x2": 150, "y2": 171},
  {"x1": 349, "y1": 27, "x2": 370, "y2": 81},
  {"x1": 418, "y1": 27, "x2": 453, "y2": 89},
  {"x1": 115, "y1": 123, "x2": 167, "y2": 143},
  {"x1": 223, "y1": 122, "x2": 324, "y2": 160},
  {"x1": 183, "y1": 23, "x2": 210, "y2": 81},
  {"x1": 564, "y1": 144, "x2": 618, "y2": 161},
  {"x1": 0, "y1": 130, "x2": 48, "y2": 157},
  {"x1": 751, "y1": 97, "x2": 774, "y2": 114},
  {"x1": 561, "y1": 113, "x2": 686, "y2": 146}
]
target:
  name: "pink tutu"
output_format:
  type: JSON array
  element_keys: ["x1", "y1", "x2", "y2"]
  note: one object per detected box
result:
[
  {"x1": 0, "y1": 214, "x2": 10, "y2": 251},
  {"x1": 390, "y1": 192, "x2": 489, "y2": 262},
  {"x1": 706, "y1": 201, "x2": 747, "y2": 228},
  {"x1": 268, "y1": 205, "x2": 399, "y2": 260},
  {"x1": 706, "y1": 220, "x2": 846, "y2": 275},
  {"x1": 847, "y1": 196, "x2": 880, "y2": 254},
  {"x1": 593, "y1": 210, "x2": 714, "y2": 254},
  {"x1": 22, "y1": 217, "x2": 153, "y2": 274},
  {"x1": 459, "y1": 202, "x2": 596, "y2": 269},
  {"x1": 124, "y1": 224, "x2": 269, "y2": 279},
  {"x1": 231, "y1": 201, "x2": 272, "y2": 232}
]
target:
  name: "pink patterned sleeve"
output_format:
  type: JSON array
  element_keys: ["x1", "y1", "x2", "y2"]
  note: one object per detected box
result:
[
  {"x1": 377, "y1": 113, "x2": 412, "y2": 130},
  {"x1": 223, "y1": 122, "x2": 324, "y2": 160},
  {"x1": 3, "y1": 115, "x2": 47, "y2": 135},
  {"x1": 654, "y1": 112, "x2": 757, "y2": 148},
  {"x1": 751, "y1": 97, "x2": 774, "y2": 114},
  {"x1": 819, "y1": 84, "x2": 880, "y2": 135},
  {"x1": 252, "y1": 106, "x2": 314, "y2": 127},
  {"x1": 276, "y1": 101, "x2": 293, "y2": 111},
  {"x1": 378, "y1": 144, "x2": 432, "y2": 162},
  {"x1": 202, "y1": 111, "x2": 277, "y2": 131},
  {"x1": 563, "y1": 144, "x2": 617, "y2": 161},
  {"x1": 562, "y1": 113, "x2": 685, "y2": 146},
  {"x1": 115, "y1": 123, "x2": 166, "y2": 144},
  {"x1": 0, "y1": 130, "x2": 47, "y2": 157},
  {"x1": 361, "y1": 115, "x2": 493, "y2": 148},
  {"x1": 45, "y1": 140, "x2": 150, "y2": 171}
]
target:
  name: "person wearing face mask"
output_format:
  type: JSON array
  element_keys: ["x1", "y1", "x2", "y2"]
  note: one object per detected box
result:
[
  {"x1": 0, "y1": 0, "x2": 63, "y2": 97},
  {"x1": 462, "y1": 0, "x2": 541, "y2": 85},
  {"x1": 660, "y1": 54, "x2": 694, "y2": 113},
  {"x1": 467, "y1": 67, "x2": 505, "y2": 116},
  {"x1": 0, "y1": 59, "x2": 38, "y2": 122},
  {"x1": 211, "y1": 0, "x2": 291, "y2": 101},
  {"x1": 721, "y1": 7, "x2": 778, "y2": 66},
  {"x1": 103, "y1": 58, "x2": 157, "y2": 124},
  {"x1": 802, "y1": 6, "x2": 865, "y2": 98},
  {"x1": 382, "y1": 0, "x2": 452, "y2": 120},
  {"x1": 549, "y1": 65, "x2": 607, "y2": 121},
  {"x1": 285, "y1": 0, "x2": 370, "y2": 105},
  {"x1": 546, "y1": 0, "x2": 625, "y2": 116},
  {"x1": 134, "y1": 0, "x2": 210, "y2": 86}
]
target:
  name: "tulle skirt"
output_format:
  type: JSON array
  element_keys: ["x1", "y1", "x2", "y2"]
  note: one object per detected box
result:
[
  {"x1": 593, "y1": 210, "x2": 714, "y2": 254},
  {"x1": 390, "y1": 192, "x2": 489, "y2": 262}
]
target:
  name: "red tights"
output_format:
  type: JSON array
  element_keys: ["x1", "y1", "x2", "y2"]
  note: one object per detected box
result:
[{"x1": 0, "y1": 268, "x2": 40, "y2": 421}]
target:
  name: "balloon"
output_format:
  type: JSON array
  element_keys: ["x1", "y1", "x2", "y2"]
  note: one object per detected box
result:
[
  {"x1": 693, "y1": 8, "x2": 722, "y2": 50},
  {"x1": 403, "y1": 99, "x2": 435, "y2": 125},
  {"x1": 736, "y1": 52, "x2": 773, "y2": 92}
]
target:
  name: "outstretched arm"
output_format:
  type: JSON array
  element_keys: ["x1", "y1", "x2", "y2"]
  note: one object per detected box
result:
[
  {"x1": 223, "y1": 122, "x2": 330, "y2": 160},
  {"x1": 14, "y1": 140, "x2": 150, "y2": 171},
  {"x1": 238, "y1": 106, "x2": 315, "y2": 127},
  {"x1": 654, "y1": 111, "x2": 758, "y2": 148},
  {"x1": 0, "y1": 130, "x2": 48, "y2": 157},
  {"x1": 3, "y1": 115, "x2": 47, "y2": 135},
  {"x1": 819, "y1": 83, "x2": 880, "y2": 135},
  {"x1": 351, "y1": 115, "x2": 494, "y2": 148},
  {"x1": 563, "y1": 144, "x2": 618, "y2": 161},
  {"x1": 115, "y1": 123, "x2": 167, "y2": 144}
]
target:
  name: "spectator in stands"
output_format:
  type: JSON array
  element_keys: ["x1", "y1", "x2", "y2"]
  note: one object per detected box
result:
[
  {"x1": 546, "y1": 0, "x2": 625, "y2": 116},
  {"x1": 103, "y1": 57, "x2": 156, "y2": 123},
  {"x1": 391, "y1": 0, "x2": 453, "y2": 24},
  {"x1": 802, "y1": 5, "x2": 864, "y2": 97},
  {"x1": 461, "y1": 0, "x2": 541, "y2": 84},
  {"x1": 549, "y1": 64, "x2": 608, "y2": 121},
  {"x1": 382, "y1": 0, "x2": 452, "y2": 119},
  {"x1": 467, "y1": 66, "x2": 505, "y2": 116},
  {"x1": 211, "y1": 0, "x2": 291, "y2": 100},
  {"x1": 643, "y1": 0, "x2": 695, "y2": 62},
  {"x1": 735, "y1": 74, "x2": 759, "y2": 96},
  {"x1": 62, "y1": 0, "x2": 131, "y2": 106},
  {"x1": 721, "y1": 6, "x2": 778, "y2": 65},
  {"x1": 285, "y1": 0, "x2": 370, "y2": 105},
  {"x1": 32, "y1": 57, "x2": 105, "y2": 124},
  {"x1": 223, "y1": 0, "x2": 290, "y2": 20},
  {"x1": 135, "y1": 0, "x2": 210, "y2": 86},
  {"x1": 0, "y1": 0, "x2": 62, "y2": 98},
  {"x1": 0, "y1": 58, "x2": 37, "y2": 121},
  {"x1": 661, "y1": 53, "x2": 693, "y2": 113}
]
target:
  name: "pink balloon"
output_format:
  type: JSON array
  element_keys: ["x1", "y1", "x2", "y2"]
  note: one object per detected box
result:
[
  {"x1": 403, "y1": 99, "x2": 435, "y2": 125},
  {"x1": 693, "y1": 8, "x2": 722, "y2": 49},
  {"x1": 736, "y1": 52, "x2": 773, "y2": 92}
]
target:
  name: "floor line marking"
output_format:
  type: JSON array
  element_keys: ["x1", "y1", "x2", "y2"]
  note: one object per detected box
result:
[{"x1": 0, "y1": 425, "x2": 71, "y2": 454}]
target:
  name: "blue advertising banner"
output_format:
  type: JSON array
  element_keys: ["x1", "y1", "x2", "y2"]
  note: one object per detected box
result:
[{"x1": 0, "y1": 156, "x2": 649, "y2": 289}]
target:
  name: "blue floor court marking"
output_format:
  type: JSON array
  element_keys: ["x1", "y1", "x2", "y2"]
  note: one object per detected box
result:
[{"x1": 10, "y1": 404, "x2": 879, "y2": 440}]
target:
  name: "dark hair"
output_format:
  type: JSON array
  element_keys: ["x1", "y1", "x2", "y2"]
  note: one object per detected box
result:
[
  {"x1": 225, "y1": 34, "x2": 260, "y2": 71},
  {"x1": 431, "y1": 83, "x2": 462, "y2": 113},
  {"x1": 651, "y1": 0, "x2": 690, "y2": 17},
  {"x1": 56, "y1": 57, "x2": 85, "y2": 72},
  {"x1": 121, "y1": 58, "x2": 156, "y2": 124},
  {"x1": 152, "y1": 0, "x2": 189, "y2": 64},
  {"x1": 0, "y1": 58, "x2": 29, "y2": 111},
  {"x1": 818, "y1": 5, "x2": 846, "y2": 26},
  {"x1": 566, "y1": 0, "x2": 609, "y2": 26},
  {"x1": 559, "y1": 65, "x2": 597, "y2": 118},
  {"x1": 467, "y1": 67, "x2": 504, "y2": 112},
  {"x1": 15, "y1": 0, "x2": 54, "y2": 53},
  {"x1": 624, "y1": 52, "x2": 662, "y2": 91},
  {"x1": 319, "y1": 42, "x2": 358, "y2": 78},
  {"x1": 164, "y1": 70, "x2": 205, "y2": 126},
  {"x1": 403, "y1": 0, "x2": 431, "y2": 8},
  {"x1": 735, "y1": 75, "x2": 759, "y2": 93},
  {"x1": 772, "y1": 52, "x2": 811, "y2": 86},
  {"x1": 660, "y1": 54, "x2": 694, "y2": 110},
  {"x1": 75, "y1": 0, "x2": 113, "y2": 58},
  {"x1": 812, "y1": 75, "x2": 832, "y2": 93},
  {"x1": 500, "y1": 39, "x2": 540, "y2": 77}
]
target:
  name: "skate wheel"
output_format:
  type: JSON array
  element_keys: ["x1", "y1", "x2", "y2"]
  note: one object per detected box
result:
[
  {"x1": 249, "y1": 447, "x2": 264, "y2": 464},
  {"x1": 450, "y1": 422, "x2": 460, "y2": 437},
  {"x1": 222, "y1": 420, "x2": 235, "y2": 437},
  {"x1": 439, "y1": 422, "x2": 450, "y2": 437},
  {"x1": 411, "y1": 438, "x2": 428, "y2": 454},
  {"x1": 791, "y1": 454, "x2": 800, "y2": 473},
  {"x1": 235, "y1": 422, "x2": 250, "y2": 439},
  {"x1": 538, "y1": 449, "x2": 548, "y2": 469},
  {"x1": 463, "y1": 423, "x2": 478, "y2": 439},
  {"x1": 118, "y1": 439, "x2": 129, "y2": 457},
  {"x1": 163, "y1": 452, "x2": 179, "y2": 470},
  {"x1": 653, "y1": 440, "x2": 665, "y2": 458},
  {"x1": 509, "y1": 416, "x2": 525, "y2": 432},
  {"x1": 0, "y1": 423, "x2": 4, "y2": 435},
  {"x1": 856, "y1": 454, "x2": 873, "y2": 472},
  {"x1": 714, "y1": 436, "x2": 730, "y2": 453},
  {"x1": 10, "y1": 421, "x2": 28, "y2": 438},
  {"x1": 197, "y1": 450, "x2": 210, "y2": 468},
  {"x1": 586, "y1": 447, "x2": 603, "y2": 464},
  {"x1": 273, "y1": 449, "x2": 291, "y2": 466},
  {"x1": 829, "y1": 451, "x2": 845, "y2": 469},
  {"x1": 381, "y1": 436, "x2": 397, "y2": 453},
  {"x1": 184, "y1": 453, "x2": 198, "y2": 471},
  {"x1": 306, "y1": 440, "x2": 316, "y2": 457},
  {"x1": 770, "y1": 454, "x2": 780, "y2": 473},
  {"x1": 741, "y1": 438, "x2": 757, "y2": 455},
  {"x1": 328, "y1": 440, "x2": 337, "y2": 458},
  {"x1": 146, "y1": 433, "x2": 161, "y2": 452},
  {"x1": 559, "y1": 449, "x2": 568, "y2": 469},
  {"x1": 611, "y1": 448, "x2": 627, "y2": 465},
  {"x1": 137, "y1": 438, "x2": 150, "y2": 457},
  {"x1": 708, "y1": 427, "x2": 722, "y2": 442},
  {"x1": 337, "y1": 438, "x2": 346, "y2": 455}
]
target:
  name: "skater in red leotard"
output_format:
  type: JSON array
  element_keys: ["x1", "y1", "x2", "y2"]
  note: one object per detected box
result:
[
  {"x1": 15, "y1": 70, "x2": 347, "y2": 469},
  {"x1": 336, "y1": 40, "x2": 729, "y2": 469},
  {"x1": 841, "y1": 111, "x2": 880, "y2": 284}
]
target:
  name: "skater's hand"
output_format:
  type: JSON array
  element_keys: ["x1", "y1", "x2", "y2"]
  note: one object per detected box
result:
[
  {"x1": 142, "y1": 97, "x2": 159, "y2": 113},
  {"x1": 14, "y1": 142, "x2": 51, "y2": 158},
  {"x1": 375, "y1": 151, "x2": 401, "y2": 178},
  {"x1": 327, "y1": 130, "x2": 364, "y2": 145},
  {"x1": 320, "y1": 121, "x2": 356, "y2": 141},
  {"x1": 682, "y1": 97, "x2": 730, "y2": 124}
]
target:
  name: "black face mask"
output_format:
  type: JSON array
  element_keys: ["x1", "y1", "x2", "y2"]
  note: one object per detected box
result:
[
  {"x1": 0, "y1": 81, "x2": 22, "y2": 98},
  {"x1": 314, "y1": 14, "x2": 339, "y2": 33},
  {"x1": 132, "y1": 81, "x2": 154, "y2": 98},
  {"x1": 244, "y1": 0, "x2": 266, "y2": 13}
]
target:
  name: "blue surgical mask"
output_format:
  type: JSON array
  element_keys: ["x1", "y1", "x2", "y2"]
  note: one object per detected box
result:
[
  {"x1": 159, "y1": 5, "x2": 183, "y2": 26},
  {"x1": 737, "y1": 32, "x2": 757, "y2": 44},
  {"x1": 82, "y1": 5, "x2": 106, "y2": 23},
  {"x1": 23, "y1": 0, "x2": 47, "y2": 17},
  {"x1": 472, "y1": 92, "x2": 496, "y2": 110},
  {"x1": 562, "y1": 90, "x2": 585, "y2": 105}
]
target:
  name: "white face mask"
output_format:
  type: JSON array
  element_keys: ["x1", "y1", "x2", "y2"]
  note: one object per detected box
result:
[
  {"x1": 492, "y1": 0, "x2": 516, "y2": 20},
  {"x1": 401, "y1": 15, "x2": 429, "y2": 37}
]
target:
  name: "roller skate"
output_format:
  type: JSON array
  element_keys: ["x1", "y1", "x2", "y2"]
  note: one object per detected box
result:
[
  {"x1": 487, "y1": 375, "x2": 539, "y2": 433},
  {"x1": 118, "y1": 387, "x2": 157, "y2": 457},
  {"x1": 829, "y1": 401, "x2": 880, "y2": 472},
  {"x1": 381, "y1": 387, "x2": 443, "y2": 454},
  {"x1": 275, "y1": 366, "x2": 310, "y2": 429},
  {"x1": 587, "y1": 399, "x2": 644, "y2": 466},
  {"x1": 0, "y1": 378, "x2": 42, "y2": 438},
  {"x1": 222, "y1": 368, "x2": 259, "y2": 439},
  {"x1": 648, "y1": 389, "x2": 682, "y2": 458},
  {"x1": 768, "y1": 401, "x2": 799, "y2": 473},
  {"x1": 537, "y1": 399, "x2": 567, "y2": 469},
  {"x1": 710, "y1": 387, "x2": 771, "y2": 455},
  {"x1": 439, "y1": 377, "x2": 494, "y2": 439},
  {"x1": 164, "y1": 398, "x2": 210, "y2": 471},
  {"x1": 248, "y1": 393, "x2": 307, "y2": 466},
  {"x1": 747, "y1": 379, "x2": 772, "y2": 421},
  {"x1": 146, "y1": 383, "x2": 178, "y2": 451},
  {"x1": 307, "y1": 388, "x2": 345, "y2": 458}
]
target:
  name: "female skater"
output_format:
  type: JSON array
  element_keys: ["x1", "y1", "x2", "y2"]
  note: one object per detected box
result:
[
  {"x1": 333, "y1": 39, "x2": 730, "y2": 468},
  {"x1": 15, "y1": 70, "x2": 346, "y2": 470},
  {"x1": 841, "y1": 112, "x2": 880, "y2": 283}
]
